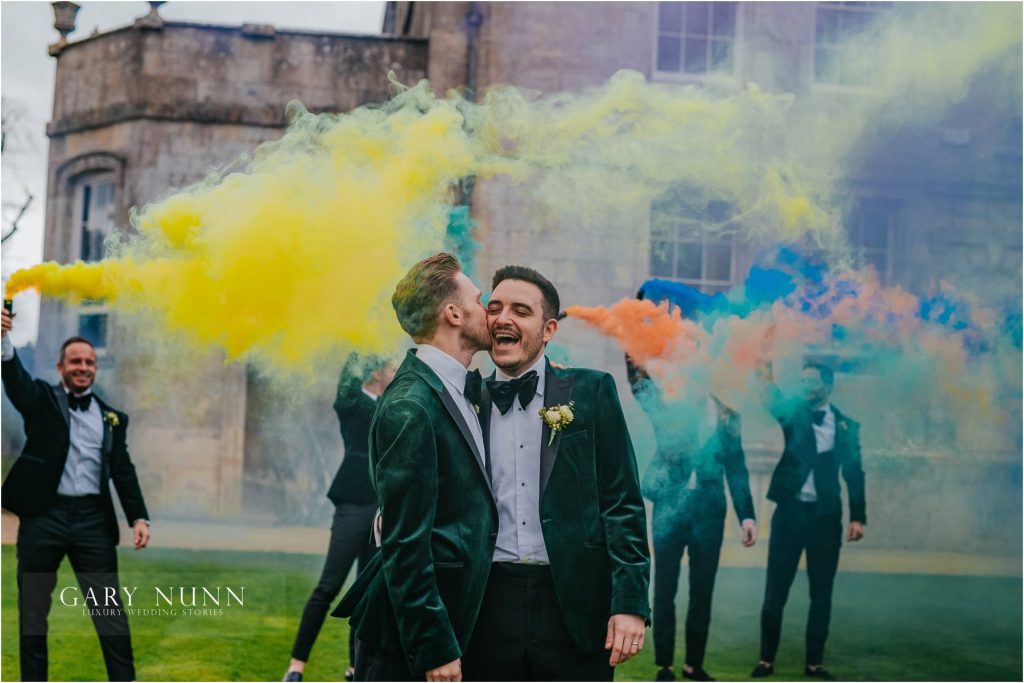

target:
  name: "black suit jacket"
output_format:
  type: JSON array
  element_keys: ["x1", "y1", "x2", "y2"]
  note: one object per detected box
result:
[
  {"x1": 628, "y1": 358, "x2": 756, "y2": 522},
  {"x1": 1, "y1": 350, "x2": 149, "y2": 539},
  {"x1": 763, "y1": 384, "x2": 866, "y2": 524},
  {"x1": 326, "y1": 383, "x2": 377, "y2": 506}
]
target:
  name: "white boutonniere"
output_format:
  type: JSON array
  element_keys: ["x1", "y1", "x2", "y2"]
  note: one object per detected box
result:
[
  {"x1": 103, "y1": 411, "x2": 120, "y2": 427},
  {"x1": 539, "y1": 401, "x2": 575, "y2": 447}
]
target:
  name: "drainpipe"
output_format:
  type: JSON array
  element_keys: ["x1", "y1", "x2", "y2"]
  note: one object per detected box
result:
[{"x1": 461, "y1": 2, "x2": 483, "y2": 206}]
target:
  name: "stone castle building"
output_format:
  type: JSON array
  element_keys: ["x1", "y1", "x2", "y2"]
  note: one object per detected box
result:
[{"x1": 23, "y1": 2, "x2": 1021, "y2": 559}]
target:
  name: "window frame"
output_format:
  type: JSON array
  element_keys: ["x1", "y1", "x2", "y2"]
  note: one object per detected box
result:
[
  {"x1": 847, "y1": 196, "x2": 897, "y2": 284},
  {"x1": 810, "y1": 1, "x2": 893, "y2": 92},
  {"x1": 652, "y1": 1, "x2": 743, "y2": 86},
  {"x1": 649, "y1": 214, "x2": 740, "y2": 294}
]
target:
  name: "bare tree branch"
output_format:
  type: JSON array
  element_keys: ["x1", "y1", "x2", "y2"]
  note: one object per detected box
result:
[{"x1": 1, "y1": 192, "x2": 33, "y2": 244}]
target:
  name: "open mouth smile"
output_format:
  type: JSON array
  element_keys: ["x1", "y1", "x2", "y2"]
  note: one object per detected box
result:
[{"x1": 493, "y1": 329, "x2": 520, "y2": 349}]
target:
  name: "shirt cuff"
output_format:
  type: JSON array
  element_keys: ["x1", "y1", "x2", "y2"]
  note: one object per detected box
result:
[
  {"x1": 1, "y1": 335, "x2": 13, "y2": 361},
  {"x1": 741, "y1": 518, "x2": 756, "y2": 527},
  {"x1": 132, "y1": 519, "x2": 150, "y2": 527}
]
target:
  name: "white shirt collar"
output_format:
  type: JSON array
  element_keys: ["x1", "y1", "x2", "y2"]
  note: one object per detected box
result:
[
  {"x1": 62, "y1": 384, "x2": 92, "y2": 398},
  {"x1": 495, "y1": 353, "x2": 547, "y2": 398},
  {"x1": 361, "y1": 387, "x2": 379, "y2": 402},
  {"x1": 415, "y1": 344, "x2": 469, "y2": 396}
]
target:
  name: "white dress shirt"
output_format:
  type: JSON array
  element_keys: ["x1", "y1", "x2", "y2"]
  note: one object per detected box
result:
[
  {"x1": 58, "y1": 387, "x2": 104, "y2": 496},
  {"x1": 414, "y1": 344, "x2": 485, "y2": 459},
  {"x1": 797, "y1": 402, "x2": 835, "y2": 503},
  {"x1": 490, "y1": 353, "x2": 549, "y2": 563}
]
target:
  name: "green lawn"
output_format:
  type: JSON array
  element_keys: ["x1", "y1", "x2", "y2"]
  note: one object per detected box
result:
[{"x1": 1, "y1": 545, "x2": 1020, "y2": 681}]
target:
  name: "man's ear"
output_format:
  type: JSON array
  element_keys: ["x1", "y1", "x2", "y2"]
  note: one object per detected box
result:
[
  {"x1": 443, "y1": 302, "x2": 462, "y2": 328},
  {"x1": 542, "y1": 318, "x2": 558, "y2": 343}
]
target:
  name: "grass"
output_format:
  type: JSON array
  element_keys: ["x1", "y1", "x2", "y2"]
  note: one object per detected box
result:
[{"x1": 1, "y1": 545, "x2": 1020, "y2": 681}]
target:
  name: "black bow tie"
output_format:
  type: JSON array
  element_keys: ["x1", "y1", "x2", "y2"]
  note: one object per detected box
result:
[
  {"x1": 812, "y1": 409, "x2": 827, "y2": 426},
  {"x1": 68, "y1": 393, "x2": 93, "y2": 412},
  {"x1": 487, "y1": 370, "x2": 539, "y2": 415},
  {"x1": 464, "y1": 369, "x2": 483, "y2": 407}
]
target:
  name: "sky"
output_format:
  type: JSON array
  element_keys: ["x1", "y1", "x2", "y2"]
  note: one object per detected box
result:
[{"x1": 0, "y1": 0, "x2": 386, "y2": 345}]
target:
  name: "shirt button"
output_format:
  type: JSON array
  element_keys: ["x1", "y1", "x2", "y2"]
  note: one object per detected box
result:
[
  {"x1": 522, "y1": 521, "x2": 526, "y2": 525},
  {"x1": 519, "y1": 444, "x2": 524, "y2": 449},
  {"x1": 521, "y1": 482, "x2": 525, "y2": 487}
]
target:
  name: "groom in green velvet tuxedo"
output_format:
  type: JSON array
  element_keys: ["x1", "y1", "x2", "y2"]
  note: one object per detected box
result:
[
  {"x1": 466, "y1": 266, "x2": 651, "y2": 681},
  {"x1": 333, "y1": 253, "x2": 497, "y2": 682}
]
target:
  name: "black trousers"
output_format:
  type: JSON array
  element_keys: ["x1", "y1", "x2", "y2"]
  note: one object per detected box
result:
[
  {"x1": 353, "y1": 638, "x2": 418, "y2": 682},
  {"x1": 466, "y1": 562, "x2": 613, "y2": 682},
  {"x1": 17, "y1": 495, "x2": 134, "y2": 682},
  {"x1": 291, "y1": 501, "x2": 377, "y2": 664},
  {"x1": 650, "y1": 495, "x2": 725, "y2": 669},
  {"x1": 759, "y1": 501, "x2": 843, "y2": 666}
]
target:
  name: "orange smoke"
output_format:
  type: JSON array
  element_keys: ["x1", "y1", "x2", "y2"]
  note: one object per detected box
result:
[{"x1": 564, "y1": 298, "x2": 706, "y2": 365}]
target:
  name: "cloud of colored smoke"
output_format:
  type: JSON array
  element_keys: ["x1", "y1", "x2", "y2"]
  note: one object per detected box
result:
[{"x1": 2, "y1": 3, "x2": 1018, "y2": 387}]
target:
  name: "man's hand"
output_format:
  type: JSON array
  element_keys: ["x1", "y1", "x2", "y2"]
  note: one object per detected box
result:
[
  {"x1": 1, "y1": 308, "x2": 13, "y2": 338},
  {"x1": 425, "y1": 658, "x2": 461, "y2": 682},
  {"x1": 605, "y1": 613, "x2": 645, "y2": 666},
  {"x1": 741, "y1": 519, "x2": 757, "y2": 547},
  {"x1": 133, "y1": 521, "x2": 150, "y2": 549},
  {"x1": 847, "y1": 521, "x2": 864, "y2": 542}
]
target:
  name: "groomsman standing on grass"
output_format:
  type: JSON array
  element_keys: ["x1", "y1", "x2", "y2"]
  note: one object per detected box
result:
[
  {"x1": 751, "y1": 361, "x2": 865, "y2": 682},
  {"x1": 2, "y1": 307, "x2": 150, "y2": 682}
]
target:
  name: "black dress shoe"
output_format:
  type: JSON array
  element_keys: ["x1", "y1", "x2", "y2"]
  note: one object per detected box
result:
[
  {"x1": 751, "y1": 663, "x2": 774, "y2": 678},
  {"x1": 683, "y1": 666, "x2": 716, "y2": 682},
  {"x1": 805, "y1": 666, "x2": 836, "y2": 681},
  {"x1": 344, "y1": 669, "x2": 355, "y2": 682},
  {"x1": 283, "y1": 672, "x2": 302, "y2": 682},
  {"x1": 656, "y1": 667, "x2": 675, "y2": 682}
]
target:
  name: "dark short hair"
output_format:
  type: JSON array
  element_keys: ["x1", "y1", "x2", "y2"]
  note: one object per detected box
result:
[
  {"x1": 803, "y1": 360, "x2": 835, "y2": 387},
  {"x1": 492, "y1": 265, "x2": 560, "y2": 322},
  {"x1": 59, "y1": 336, "x2": 95, "y2": 363},
  {"x1": 392, "y1": 252, "x2": 462, "y2": 340}
]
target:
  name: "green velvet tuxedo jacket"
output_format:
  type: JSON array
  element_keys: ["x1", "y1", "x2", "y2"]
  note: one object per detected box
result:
[
  {"x1": 332, "y1": 349, "x2": 498, "y2": 674},
  {"x1": 481, "y1": 361, "x2": 652, "y2": 653}
]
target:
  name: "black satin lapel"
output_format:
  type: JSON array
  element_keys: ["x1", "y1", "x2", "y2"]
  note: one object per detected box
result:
[
  {"x1": 539, "y1": 369, "x2": 574, "y2": 499},
  {"x1": 51, "y1": 385, "x2": 70, "y2": 428},
  {"x1": 102, "y1": 419, "x2": 113, "y2": 457},
  {"x1": 434, "y1": 385, "x2": 488, "y2": 481}
]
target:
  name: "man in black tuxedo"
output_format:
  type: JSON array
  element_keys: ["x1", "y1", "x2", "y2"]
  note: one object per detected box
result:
[
  {"x1": 283, "y1": 357, "x2": 396, "y2": 682},
  {"x1": 751, "y1": 361, "x2": 865, "y2": 681},
  {"x1": 1, "y1": 308, "x2": 150, "y2": 682},
  {"x1": 627, "y1": 359, "x2": 757, "y2": 683}
]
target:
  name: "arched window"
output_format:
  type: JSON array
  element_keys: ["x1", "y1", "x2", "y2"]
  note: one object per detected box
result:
[{"x1": 50, "y1": 152, "x2": 125, "y2": 357}]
